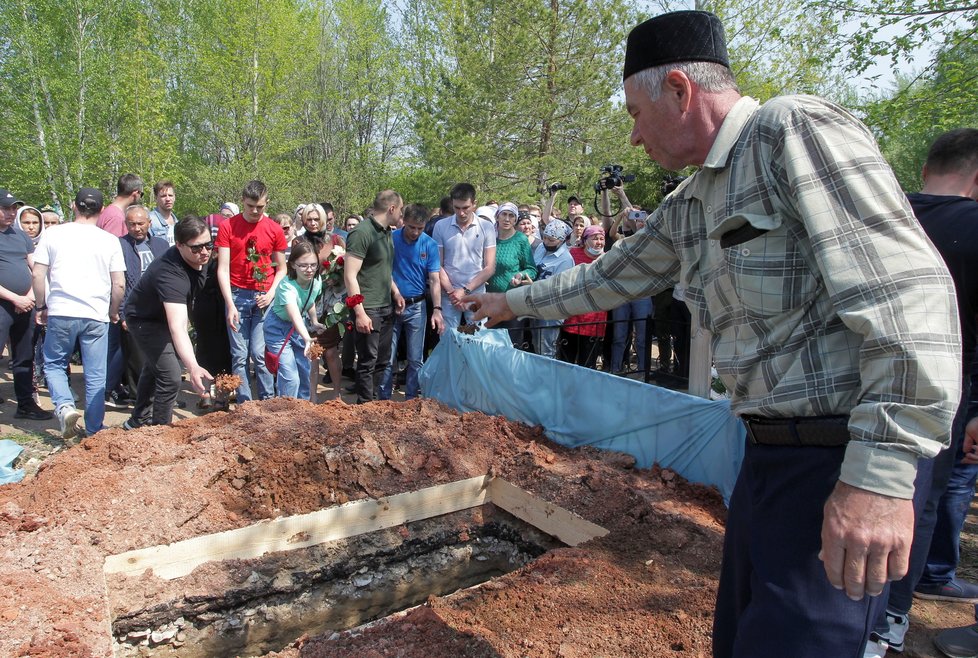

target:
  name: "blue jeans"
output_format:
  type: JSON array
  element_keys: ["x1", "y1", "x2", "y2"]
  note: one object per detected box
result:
[
  {"x1": 441, "y1": 284, "x2": 484, "y2": 331},
  {"x1": 611, "y1": 297, "x2": 651, "y2": 372},
  {"x1": 876, "y1": 375, "x2": 971, "y2": 622},
  {"x1": 918, "y1": 394, "x2": 978, "y2": 588},
  {"x1": 533, "y1": 319, "x2": 562, "y2": 359},
  {"x1": 43, "y1": 316, "x2": 108, "y2": 435},
  {"x1": 263, "y1": 311, "x2": 311, "y2": 400},
  {"x1": 226, "y1": 287, "x2": 274, "y2": 402},
  {"x1": 379, "y1": 300, "x2": 425, "y2": 400}
]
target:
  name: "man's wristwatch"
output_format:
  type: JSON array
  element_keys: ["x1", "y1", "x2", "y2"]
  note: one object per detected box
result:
[
  {"x1": 462, "y1": 287, "x2": 472, "y2": 295},
  {"x1": 36, "y1": 305, "x2": 46, "y2": 311},
  {"x1": 433, "y1": 306, "x2": 442, "y2": 311}
]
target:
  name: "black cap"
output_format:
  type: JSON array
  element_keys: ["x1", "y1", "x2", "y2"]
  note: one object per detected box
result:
[
  {"x1": 623, "y1": 11, "x2": 729, "y2": 81},
  {"x1": 0, "y1": 189, "x2": 20, "y2": 208},
  {"x1": 567, "y1": 195, "x2": 582, "y2": 206},
  {"x1": 74, "y1": 187, "x2": 104, "y2": 214}
]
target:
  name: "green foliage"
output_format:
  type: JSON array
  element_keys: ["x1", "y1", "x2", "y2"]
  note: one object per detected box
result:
[
  {"x1": 0, "y1": 0, "x2": 844, "y2": 215},
  {"x1": 860, "y1": 29, "x2": 978, "y2": 191}
]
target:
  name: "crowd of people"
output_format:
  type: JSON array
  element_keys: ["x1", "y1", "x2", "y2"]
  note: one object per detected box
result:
[
  {"x1": 3, "y1": 8, "x2": 978, "y2": 658},
  {"x1": 0, "y1": 173, "x2": 686, "y2": 434}
]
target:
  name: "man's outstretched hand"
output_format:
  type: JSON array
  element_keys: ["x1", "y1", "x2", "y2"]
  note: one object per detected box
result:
[{"x1": 463, "y1": 293, "x2": 515, "y2": 327}]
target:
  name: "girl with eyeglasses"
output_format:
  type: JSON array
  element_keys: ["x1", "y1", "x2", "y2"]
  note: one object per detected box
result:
[{"x1": 262, "y1": 241, "x2": 326, "y2": 399}]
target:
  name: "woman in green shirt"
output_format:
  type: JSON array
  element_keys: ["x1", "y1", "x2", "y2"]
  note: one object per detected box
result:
[
  {"x1": 487, "y1": 202, "x2": 537, "y2": 294},
  {"x1": 488, "y1": 202, "x2": 537, "y2": 346},
  {"x1": 263, "y1": 241, "x2": 325, "y2": 399}
]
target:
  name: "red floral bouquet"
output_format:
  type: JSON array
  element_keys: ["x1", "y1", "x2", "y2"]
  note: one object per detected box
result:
[
  {"x1": 246, "y1": 237, "x2": 271, "y2": 291},
  {"x1": 319, "y1": 245, "x2": 352, "y2": 335}
]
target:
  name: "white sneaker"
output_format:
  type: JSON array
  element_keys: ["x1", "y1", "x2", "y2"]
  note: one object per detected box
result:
[
  {"x1": 57, "y1": 404, "x2": 81, "y2": 440},
  {"x1": 864, "y1": 610, "x2": 909, "y2": 657},
  {"x1": 864, "y1": 638, "x2": 888, "y2": 658}
]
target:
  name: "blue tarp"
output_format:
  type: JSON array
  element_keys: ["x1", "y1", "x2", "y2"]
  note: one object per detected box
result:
[
  {"x1": 0, "y1": 439, "x2": 25, "y2": 485},
  {"x1": 419, "y1": 328, "x2": 745, "y2": 503}
]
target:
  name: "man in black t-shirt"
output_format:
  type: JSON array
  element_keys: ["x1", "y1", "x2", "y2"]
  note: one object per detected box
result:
[
  {"x1": 123, "y1": 217, "x2": 214, "y2": 429},
  {"x1": 0, "y1": 188, "x2": 51, "y2": 419},
  {"x1": 868, "y1": 128, "x2": 978, "y2": 657}
]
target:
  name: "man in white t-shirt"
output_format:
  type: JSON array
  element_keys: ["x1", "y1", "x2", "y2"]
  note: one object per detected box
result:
[{"x1": 32, "y1": 188, "x2": 125, "y2": 440}]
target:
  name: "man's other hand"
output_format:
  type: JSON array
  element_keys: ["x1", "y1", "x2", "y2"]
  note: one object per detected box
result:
[{"x1": 819, "y1": 481, "x2": 913, "y2": 600}]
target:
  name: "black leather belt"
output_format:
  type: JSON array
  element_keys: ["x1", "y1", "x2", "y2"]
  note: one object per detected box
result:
[
  {"x1": 402, "y1": 294, "x2": 425, "y2": 305},
  {"x1": 742, "y1": 415, "x2": 851, "y2": 447}
]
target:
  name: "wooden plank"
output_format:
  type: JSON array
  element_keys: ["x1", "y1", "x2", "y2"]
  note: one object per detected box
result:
[
  {"x1": 489, "y1": 478, "x2": 608, "y2": 547},
  {"x1": 104, "y1": 474, "x2": 492, "y2": 580}
]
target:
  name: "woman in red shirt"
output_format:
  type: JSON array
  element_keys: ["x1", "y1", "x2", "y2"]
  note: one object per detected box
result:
[{"x1": 558, "y1": 225, "x2": 607, "y2": 369}]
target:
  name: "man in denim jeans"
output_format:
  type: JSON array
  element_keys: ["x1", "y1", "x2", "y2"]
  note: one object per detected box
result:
[
  {"x1": 379, "y1": 204, "x2": 444, "y2": 400},
  {"x1": 32, "y1": 188, "x2": 125, "y2": 439},
  {"x1": 345, "y1": 190, "x2": 404, "y2": 404},
  {"x1": 215, "y1": 180, "x2": 287, "y2": 402}
]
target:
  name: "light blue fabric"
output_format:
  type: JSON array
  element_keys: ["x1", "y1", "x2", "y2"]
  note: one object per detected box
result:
[
  {"x1": 0, "y1": 439, "x2": 24, "y2": 484},
  {"x1": 420, "y1": 328, "x2": 745, "y2": 503}
]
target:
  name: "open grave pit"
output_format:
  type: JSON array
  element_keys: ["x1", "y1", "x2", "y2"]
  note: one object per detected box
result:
[{"x1": 0, "y1": 397, "x2": 727, "y2": 657}]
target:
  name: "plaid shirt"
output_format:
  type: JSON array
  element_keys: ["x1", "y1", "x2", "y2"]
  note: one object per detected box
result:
[{"x1": 507, "y1": 95, "x2": 961, "y2": 499}]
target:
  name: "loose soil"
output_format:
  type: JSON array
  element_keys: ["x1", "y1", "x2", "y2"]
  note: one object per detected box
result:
[{"x1": 0, "y1": 389, "x2": 976, "y2": 656}]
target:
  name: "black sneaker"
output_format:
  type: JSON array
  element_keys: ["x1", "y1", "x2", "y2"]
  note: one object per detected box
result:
[
  {"x1": 122, "y1": 419, "x2": 142, "y2": 431},
  {"x1": 14, "y1": 402, "x2": 54, "y2": 420},
  {"x1": 104, "y1": 391, "x2": 130, "y2": 409}
]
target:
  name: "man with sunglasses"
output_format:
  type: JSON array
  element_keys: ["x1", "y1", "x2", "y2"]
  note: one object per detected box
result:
[
  {"x1": 105, "y1": 204, "x2": 169, "y2": 409},
  {"x1": 123, "y1": 217, "x2": 214, "y2": 429},
  {"x1": 98, "y1": 174, "x2": 144, "y2": 238}
]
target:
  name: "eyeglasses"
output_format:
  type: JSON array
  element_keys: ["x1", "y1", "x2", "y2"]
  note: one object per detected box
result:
[
  {"x1": 295, "y1": 263, "x2": 319, "y2": 270},
  {"x1": 187, "y1": 242, "x2": 214, "y2": 254}
]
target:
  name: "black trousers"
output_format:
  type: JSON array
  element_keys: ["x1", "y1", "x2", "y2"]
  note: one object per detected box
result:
[
  {"x1": 0, "y1": 301, "x2": 35, "y2": 406},
  {"x1": 353, "y1": 305, "x2": 394, "y2": 404},
  {"x1": 128, "y1": 320, "x2": 182, "y2": 426},
  {"x1": 557, "y1": 331, "x2": 603, "y2": 369}
]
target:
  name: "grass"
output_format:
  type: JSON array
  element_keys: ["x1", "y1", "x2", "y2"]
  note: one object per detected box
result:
[{"x1": 1, "y1": 430, "x2": 63, "y2": 479}]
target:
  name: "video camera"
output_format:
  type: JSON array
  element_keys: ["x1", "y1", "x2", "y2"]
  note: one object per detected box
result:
[
  {"x1": 548, "y1": 182, "x2": 568, "y2": 194},
  {"x1": 593, "y1": 164, "x2": 635, "y2": 192}
]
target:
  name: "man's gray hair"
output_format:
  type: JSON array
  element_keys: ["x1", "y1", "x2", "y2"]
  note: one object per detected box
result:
[
  {"x1": 124, "y1": 204, "x2": 149, "y2": 220},
  {"x1": 631, "y1": 61, "x2": 738, "y2": 100}
]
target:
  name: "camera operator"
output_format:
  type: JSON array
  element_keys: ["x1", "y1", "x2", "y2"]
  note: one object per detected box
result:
[
  {"x1": 604, "y1": 184, "x2": 635, "y2": 251},
  {"x1": 541, "y1": 183, "x2": 580, "y2": 226}
]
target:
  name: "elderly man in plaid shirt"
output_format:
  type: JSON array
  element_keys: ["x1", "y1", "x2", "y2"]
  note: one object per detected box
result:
[{"x1": 467, "y1": 11, "x2": 961, "y2": 658}]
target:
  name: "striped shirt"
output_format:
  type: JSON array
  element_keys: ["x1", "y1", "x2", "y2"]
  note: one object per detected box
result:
[{"x1": 507, "y1": 95, "x2": 961, "y2": 499}]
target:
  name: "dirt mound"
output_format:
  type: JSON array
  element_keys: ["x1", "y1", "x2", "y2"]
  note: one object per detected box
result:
[{"x1": 0, "y1": 398, "x2": 725, "y2": 657}]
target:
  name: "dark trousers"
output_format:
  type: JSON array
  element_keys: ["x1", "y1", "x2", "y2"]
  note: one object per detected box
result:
[
  {"x1": 713, "y1": 439, "x2": 886, "y2": 658},
  {"x1": 128, "y1": 320, "x2": 182, "y2": 426},
  {"x1": 557, "y1": 331, "x2": 602, "y2": 369},
  {"x1": 353, "y1": 306, "x2": 393, "y2": 404},
  {"x1": 671, "y1": 298, "x2": 692, "y2": 378},
  {"x1": 0, "y1": 301, "x2": 35, "y2": 406},
  {"x1": 106, "y1": 323, "x2": 143, "y2": 396}
]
